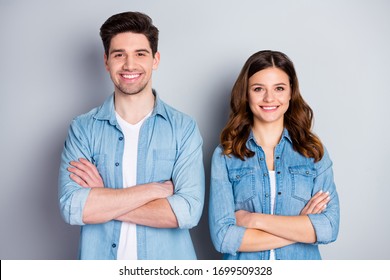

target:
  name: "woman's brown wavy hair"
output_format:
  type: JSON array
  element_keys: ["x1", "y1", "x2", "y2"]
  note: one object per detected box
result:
[{"x1": 220, "y1": 50, "x2": 324, "y2": 162}]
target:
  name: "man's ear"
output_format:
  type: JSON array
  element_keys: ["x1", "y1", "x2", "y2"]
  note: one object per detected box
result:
[
  {"x1": 152, "y1": 51, "x2": 160, "y2": 70},
  {"x1": 104, "y1": 53, "x2": 109, "y2": 72}
]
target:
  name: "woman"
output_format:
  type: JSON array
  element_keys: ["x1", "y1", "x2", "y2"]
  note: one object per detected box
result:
[{"x1": 209, "y1": 50, "x2": 340, "y2": 260}]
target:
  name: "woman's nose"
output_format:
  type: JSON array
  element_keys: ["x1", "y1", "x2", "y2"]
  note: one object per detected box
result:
[{"x1": 263, "y1": 90, "x2": 275, "y2": 102}]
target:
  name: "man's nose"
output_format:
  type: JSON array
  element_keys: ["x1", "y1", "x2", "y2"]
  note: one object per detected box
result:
[{"x1": 123, "y1": 56, "x2": 135, "y2": 69}]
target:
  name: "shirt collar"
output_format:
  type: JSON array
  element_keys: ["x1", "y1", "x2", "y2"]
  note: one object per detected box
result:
[
  {"x1": 93, "y1": 89, "x2": 168, "y2": 124},
  {"x1": 248, "y1": 127, "x2": 293, "y2": 146},
  {"x1": 281, "y1": 128, "x2": 293, "y2": 143}
]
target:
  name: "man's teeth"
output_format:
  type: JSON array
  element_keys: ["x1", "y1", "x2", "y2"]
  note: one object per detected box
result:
[{"x1": 122, "y1": 74, "x2": 140, "y2": 79}]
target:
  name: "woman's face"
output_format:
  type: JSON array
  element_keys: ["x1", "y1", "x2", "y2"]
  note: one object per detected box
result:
[{"x1": 248, "y1": 67, "x2": 291, "y2": 127}]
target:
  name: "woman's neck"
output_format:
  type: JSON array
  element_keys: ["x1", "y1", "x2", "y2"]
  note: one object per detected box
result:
[{"x1": 252, "y1": 123, "x2": 284, "y2": 149}]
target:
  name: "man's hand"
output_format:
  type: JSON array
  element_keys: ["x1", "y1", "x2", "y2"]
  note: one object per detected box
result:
[
  {"x1": 68, "y1": 158, "x2": 104, "y2": 188},
  {"x1": 300, "y1": 190, "x2": 330, "y2": 215},
  {"x1": 68, "y1": 158, "x2": 174, "y2": 198},
  {"x1": 151, "y1": 180, "x2": 174, "y2": 199}
]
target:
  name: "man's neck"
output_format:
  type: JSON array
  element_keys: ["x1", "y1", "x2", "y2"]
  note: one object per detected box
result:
[{"x1": 114, "y1": 90, "x2": 155, "y2": 125}]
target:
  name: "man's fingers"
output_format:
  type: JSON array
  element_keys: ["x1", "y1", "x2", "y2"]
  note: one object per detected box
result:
[
  {"x1": 70, "y1": 159, "x2": 94, "y2": 175},
  {"x1": 68, "y1": 166, "x2": 93, "y2": 183},
  {"x1": 69, "y1": 173, "x2": 88, "y2": 187},
  {"x1": 154, "y1": 181, "x2": 174, "y2": 197},
  {"x1": 163, "y1": 180, "x2": 174, "y2": 192},
  {"x1": 68, "y1": 158, "x2": 104, "y2": 188},
  {"x1": 79, "y1": 158, "x2": 101, "y2": 178}
]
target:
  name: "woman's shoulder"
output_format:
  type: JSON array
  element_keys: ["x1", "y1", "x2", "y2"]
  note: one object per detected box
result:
[
  {"x1": 212, "y1": 145, "x2": 232, "y2": 164},
  {"x1": 314, "y1": 146, "x2": 333, "y2": 174}
]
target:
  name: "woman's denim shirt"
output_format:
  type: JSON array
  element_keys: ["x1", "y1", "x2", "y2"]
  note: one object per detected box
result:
[
  {"x1": 209, "y1": 129, "x2": 340, "y2": 260},
  {"x1": 58, "y1": 93, "x2": 205, "y2": 259}
]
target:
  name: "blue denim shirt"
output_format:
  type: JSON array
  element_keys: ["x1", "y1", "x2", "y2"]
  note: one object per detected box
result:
[
  {"x1": 58, "y1": 92, "x2": 205, "y2": 259},
  {"x1": 209, "y1": 129, "x2": 340, "y2": 260}
]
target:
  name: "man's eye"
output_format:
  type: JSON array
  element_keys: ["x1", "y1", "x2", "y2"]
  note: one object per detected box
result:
[{"x1": 114, "y1": 53, "x2": 123, "y2": 58}]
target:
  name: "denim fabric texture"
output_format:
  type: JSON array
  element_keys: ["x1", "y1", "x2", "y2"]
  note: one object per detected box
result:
[
  {"x1": 209, "y1": 129, "x2": 340, "y2": 260},
  {"x1": 58, "y1": 92, "x2": 205, "y2": 259}
]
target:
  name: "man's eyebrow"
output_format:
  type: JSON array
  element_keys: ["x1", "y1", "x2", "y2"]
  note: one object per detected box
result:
[
  {"x1": 109, "y1": 49, "x2": 125, "y2": 55},
  {"x1": 135, "y1": 49, "x2": 151, "y2": 53},
  {"x1": 109, "y1": 48, "x2": 151, "y2": 55}
]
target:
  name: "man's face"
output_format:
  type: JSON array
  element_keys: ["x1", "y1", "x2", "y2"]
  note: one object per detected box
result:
[{"x1": 104, "y1": 32, "x2": 160, "y2": 96}]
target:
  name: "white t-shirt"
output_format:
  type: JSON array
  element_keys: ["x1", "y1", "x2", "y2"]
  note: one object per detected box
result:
[
  {"x1": 268, "y1": 170, "x2": 276, "y2": 260},
  {"x1": 115, "y1": 111, "x2": 151, "y2": 260}
]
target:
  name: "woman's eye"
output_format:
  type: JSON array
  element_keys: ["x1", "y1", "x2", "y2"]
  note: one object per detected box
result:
[
  {"x1": 253, "y1": 87, "x2": 263, "y2": 92},
  {"x1": 276, "y1": 87, "x2": 284, "y2": 91}
]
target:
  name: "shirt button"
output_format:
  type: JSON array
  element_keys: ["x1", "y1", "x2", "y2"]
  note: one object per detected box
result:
[
  {"x1": 265, "y1": 193, "x2": 269, "y2": 197},
  {"x1": 278, "y1": 192, "x2": 282, "y2": 195},
  {"x1": 260, "y1": 157, "x2": 264, "y2": 161},
  {"x1": 263, "y1": 173, "x2": 268, "y2": 177},
  {"x1": 115, "y1": 162, "x2": 120, "y2": 167},
  {"x1": 276, "y1": 156, "x2": 280, "y2": 160},
  {"x1": 306, "y1": 171, "x2": 310, "y2": 175},
  {"x1": 277, "y1": 171, "x2": 281, "y2": 174},
  {"x1": 112, "y1": 243, "x2": 116, "y2": 248},
  {"x1": 119, "y1": 137, "x2": 123, "y2": 141}
]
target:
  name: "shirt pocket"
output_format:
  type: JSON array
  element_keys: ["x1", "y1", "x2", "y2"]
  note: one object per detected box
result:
[
  {"x1": 152, "y1": 149, "x2": 177, "y2": 182},
  {"x1": 229, "y1": 168, "x2": 256, "y2": 205},
  {"x1": 288, "y1": 165, "x2": 316, "y2": 202}
]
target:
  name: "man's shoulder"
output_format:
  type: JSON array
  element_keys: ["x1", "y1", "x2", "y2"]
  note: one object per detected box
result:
[
  {"x1": 72, "y1": 95, "x2": 113, "y2": 125},
  {"x1": 158, "y1": 99, "x2": 203, "y2": 145},
  {"x1": 72, "y1": 105, "x2": 101, "y2": 124},
  {"x1": 159, "y1": 99, "x2": 196, "y2": 125}
]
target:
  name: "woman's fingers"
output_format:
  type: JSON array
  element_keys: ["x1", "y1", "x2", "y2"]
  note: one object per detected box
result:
[{"x1": 301, "y1": 191, "x2": 330, "y2": 215}]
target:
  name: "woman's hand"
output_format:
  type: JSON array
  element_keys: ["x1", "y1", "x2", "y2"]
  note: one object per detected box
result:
[
  {"x1": 300, "y1": 190, "x2": 330, "y2": 215},
  {"x1": 235, "y1": 210, "x2": 257, "y2": 228}
]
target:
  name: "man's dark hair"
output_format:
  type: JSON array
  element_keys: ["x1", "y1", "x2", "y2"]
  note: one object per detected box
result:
[{"x1": 100, "y1": 11, "x2": 159, "y2": 57}]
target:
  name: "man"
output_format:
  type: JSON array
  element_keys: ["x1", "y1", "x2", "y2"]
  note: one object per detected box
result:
[{"x1": 58, "y1": 11, "x2": 205, "y2": 260}]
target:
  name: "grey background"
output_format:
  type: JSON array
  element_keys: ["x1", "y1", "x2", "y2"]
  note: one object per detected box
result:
[{"x1": 1, "y1": 0, "x2": 389, "y2": 260}]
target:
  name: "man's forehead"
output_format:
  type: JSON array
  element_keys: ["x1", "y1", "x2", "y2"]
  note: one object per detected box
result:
[{"x1": 110, "y1": 32, "x2": 150, "y2": 48}]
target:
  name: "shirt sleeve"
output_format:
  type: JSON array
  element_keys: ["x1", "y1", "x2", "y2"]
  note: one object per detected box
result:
[
  {"x1": 308, "y1": 148, "x2": 340, "y2": 244},
  {"x1": 166, "y1": 118, "x2": 205, "y2": 229},
  {"x1": 208, "y1": 146, "x2": 246, "y2": 255},
  {"x1": 58, "y1": 118, "x2": 91, "y2": 226}
]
